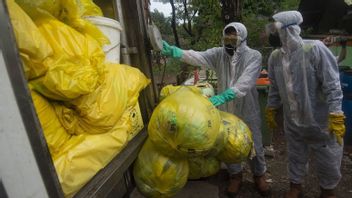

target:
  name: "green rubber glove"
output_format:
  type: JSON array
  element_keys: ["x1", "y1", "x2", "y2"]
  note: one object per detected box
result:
[
  {"x1": 161, "y1": 40, "x2": 183, "y2": 59},
  {"x1": 209, "y1": 88, "x2": 236, "y2": 106}
]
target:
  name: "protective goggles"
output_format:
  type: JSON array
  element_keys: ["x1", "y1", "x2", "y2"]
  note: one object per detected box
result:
[
  {"x1": 265, "y1": 22, "x2": 297, "y2": 36},
  {"x1": 265, "y1": 22, "x2": 281, "y2": 36},
  {"x1": 222, "y1": 34, "x2": 239, "y2": 47}
]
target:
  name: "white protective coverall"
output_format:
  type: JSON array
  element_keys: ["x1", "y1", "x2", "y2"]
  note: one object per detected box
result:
[
  {"x1": 267, "y1": 11, "x2": 344, "y2": 189},
  {"x1": 181, "y1": 22, "x2": 267, "y2": 176}
]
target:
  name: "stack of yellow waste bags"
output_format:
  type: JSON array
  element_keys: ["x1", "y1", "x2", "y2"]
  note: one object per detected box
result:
[
  {"x1": 8, "y1": 0, "x2": 150, "y2": 197},
  {"x1": 134, "y1": 87, "x2": 254, "y2": 197}
]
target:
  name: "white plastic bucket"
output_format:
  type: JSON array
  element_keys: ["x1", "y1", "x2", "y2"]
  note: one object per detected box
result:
[{"x1": 85, "y1": 16, "x2": 122, "y2": 63}]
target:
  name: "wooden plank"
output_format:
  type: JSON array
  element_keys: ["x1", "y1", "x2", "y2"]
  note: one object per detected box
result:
[
  {"x1": 105, "y1": 176, "x2": 127, "y2": 198},
  {"x1": 121, "y1": 0, "x2": 158, "y2": 120}
]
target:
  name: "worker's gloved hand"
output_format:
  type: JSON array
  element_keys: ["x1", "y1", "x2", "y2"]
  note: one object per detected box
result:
[
  {"x1": 329, "y1": 113, "x2": 346, "y2": 145},
  {"x1": 209, "y1": 88, "x2": 236, "y2": 106},
  {"x1": 161, "y1": 40, "x2": 183, "y2": 59},
  {"x1": 265, "y1": 107, "x2": 278, "y2": 129}
]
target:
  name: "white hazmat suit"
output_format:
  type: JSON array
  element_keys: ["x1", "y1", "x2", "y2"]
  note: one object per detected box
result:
[
  {"x1": 267, "y1": 11, "x2": 344, "y2": 189},
  {"x1": 181, "y1": 22, "x2": 267, "y2": 176}
]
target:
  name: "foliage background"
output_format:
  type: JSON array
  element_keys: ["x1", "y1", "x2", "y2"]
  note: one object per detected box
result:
[{"x1": 151, "y1": 0, "x2": 299, "y2": 78}]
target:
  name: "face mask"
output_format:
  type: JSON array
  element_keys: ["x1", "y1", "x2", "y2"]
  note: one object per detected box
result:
[
  {"x1": 225, "y1": 44, "x2": 235, "y2": 56},
  {"x1": 268, "y1": 33, "x2": 282, "y2": 48}
]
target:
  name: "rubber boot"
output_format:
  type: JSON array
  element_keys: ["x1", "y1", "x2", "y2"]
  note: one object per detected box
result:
[
  {"x1": 320, "y1": 187, "x2": 336, "y2": 198},
  {"x1": 253, "y1": 174, "x2": 271, "y2": 197},
  {"x1": 226, "y1": 172, "x2": 242, "y2": 198},
  {"x1": 285, "y1": 183, "x2": 303, "y2": 198}
]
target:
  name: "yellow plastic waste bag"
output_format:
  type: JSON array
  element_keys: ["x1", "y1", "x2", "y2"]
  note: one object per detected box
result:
[
  {"x1": 34, "y1": 13, "x2": 105, "y2": 67},
  {"x1": 30, "y1": 59, "x2": 101, "y2": 101},
  {"x1": 15, "y1": 0, "x2": 61, "y2": 18},
  {"x1": 122, "y1": 64, "x2": 151, "y2": 107},
  {"x1": 52, "y1": 63, "x2": 148, "y2": 135},
  {"x1": 54, "y1": 99, "x2": 142, "y2": 138},
  {"x1": 207, "y1": 122, "x2": 228, "y2": 157},
  {"x1": 69, "y1": 63, "x2": 128, "y2": 134},
  {"x1": 188, "y1": 157, "x2": 221, "y2": 180},
  {"x1": 30, "y1": 90, "x2": 71, "y2": 156},
  {"x1": 133, "y1": 139, "x2": 189, "y2": 198},
  {"x1": 53, "y1": 103, "x2": 79, "y2": 134},
  {"x1": 30, "y1": 14, "x2": 105, "y2": 100},
  {"x1": 78, "y1": 0, "x2": 103, "y2": 16},
  {"x1": 216, "y1": 111, "x2": 254, "y2": 164},
  {"x1": 124, "y1": 103, "x2": 144, "y2": 141},
  {"x1": 159, "y1": 85, "x2": 180, "y2": 100},
  {"x1": 148, "y1": 87, "x2": 221, "y2": 158},
  {"x1": 60, "y1": 0, "x2": 109, "y2": 45},
  {"x1": 8, "y1": 0, "x2": 53, "y2": 79},
  {"x1": 54, "y1": 122, "x2": 129, "y2": 197},
  {"x1": 159, "y1": 85, "x2": 201, "y2": 101}
]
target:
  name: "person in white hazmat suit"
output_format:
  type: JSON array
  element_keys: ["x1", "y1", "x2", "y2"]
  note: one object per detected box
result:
[
  {"x1": 265, "y1": 11, "x2": 346, "y2": 198},
  {"x1": 161, "y1": 22, "x2": 270, "y2": 197}
]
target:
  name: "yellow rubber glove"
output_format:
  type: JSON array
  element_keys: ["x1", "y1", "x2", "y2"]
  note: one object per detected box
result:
[
  {"x1": 265, "y1": 107, "x2": 278, "y2": 129},
  {"x1": 329, "y1": 113, "x2": 346, "y2": 145}
]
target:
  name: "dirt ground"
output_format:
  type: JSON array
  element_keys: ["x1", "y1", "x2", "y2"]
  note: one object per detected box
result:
[
  {"x1": 131, "y1": 131, "x2": 352, "y2": 198},
  {"x1": 212, "y1": 131, "x2": 352, "y2": 198}
]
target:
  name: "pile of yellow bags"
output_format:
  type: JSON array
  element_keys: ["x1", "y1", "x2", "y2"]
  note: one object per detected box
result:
[
  {"x1": 8, "y1": 1, "x2": 150, "y2": 197},
  {"x1": 134, "y1": 86, "x2": 254, "y2": 197}
]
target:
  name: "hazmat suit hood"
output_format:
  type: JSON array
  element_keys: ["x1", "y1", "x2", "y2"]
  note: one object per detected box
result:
[
  {"x1": 222, "y1": 22, "x2": 248, "y2": 54},
  {"x1": 272, "y1": 11, "x2": 304, "y2": 54}
]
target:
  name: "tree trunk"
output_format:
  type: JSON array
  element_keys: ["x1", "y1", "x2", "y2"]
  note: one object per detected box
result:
[
  {"x1": 220, "y1": 0, "x2": 242, "y2": 24},
  {"x1": 170, "y1": 0, "x2": 180, "y2": 47}
]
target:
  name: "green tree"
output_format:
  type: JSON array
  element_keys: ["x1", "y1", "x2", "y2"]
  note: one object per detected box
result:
[
  {"x1": 151, "y1": 0, "x2": 223, "y2": 85},
  {"x1": 150, "y1": 9, "x2": 173, "y2": 41},
  {"x1": 242, "y1": 0, "x2": 300, "y2": 65},
  {"x1": 150, "y1": 0, "x2": 300, "y2": 80},
  {"x1": 152, "y1": 0, "x2": 222, "y2": 50}
]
